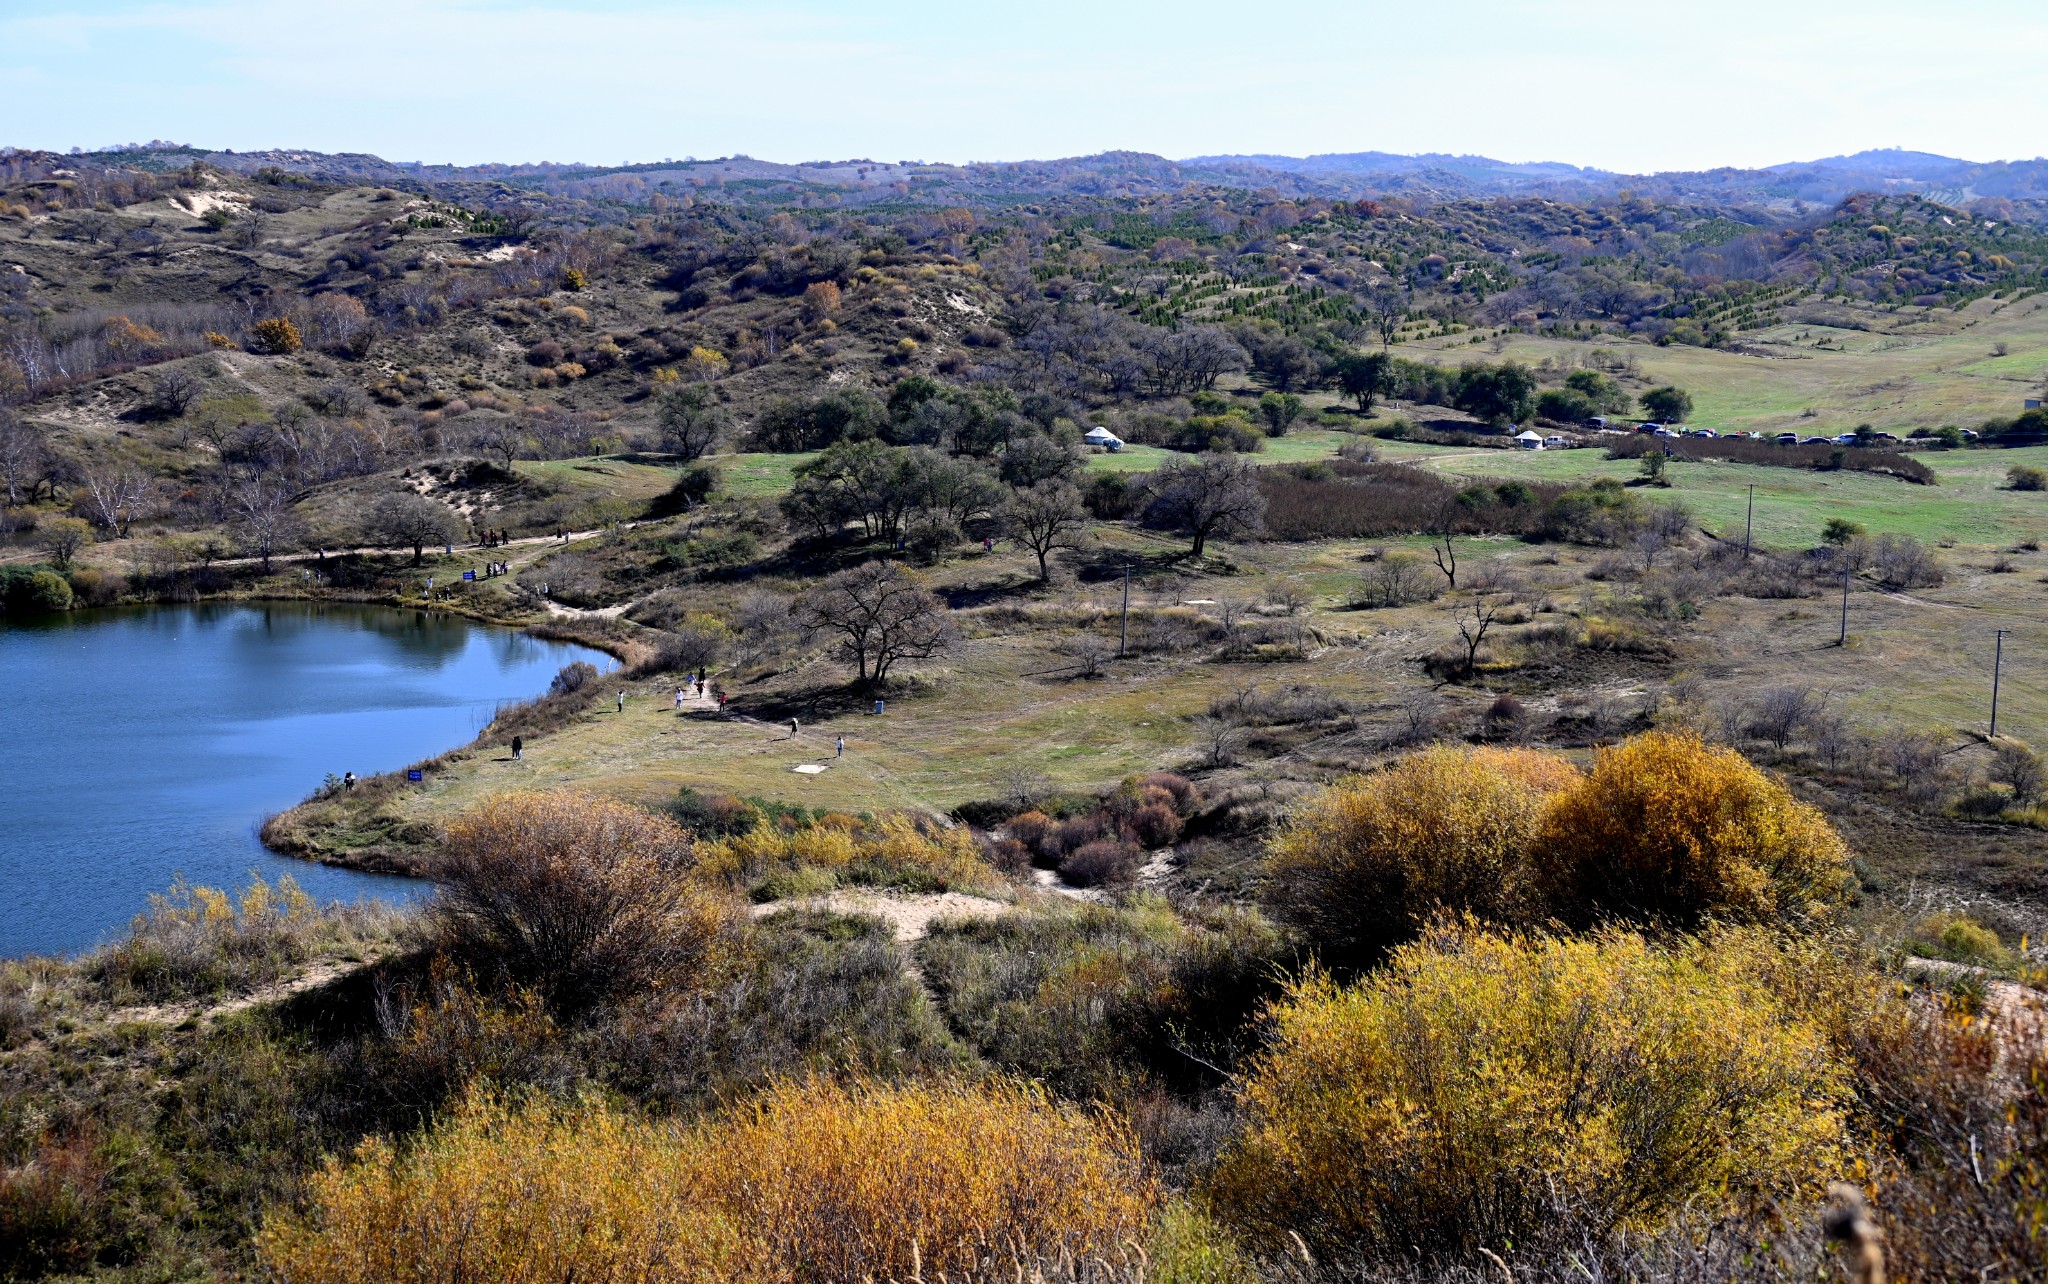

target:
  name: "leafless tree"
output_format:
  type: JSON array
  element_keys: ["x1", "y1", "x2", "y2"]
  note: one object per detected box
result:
[
  {"x1": 733, "y1": 590, "x2": 796, "y2": 665},
  {"x1": 0, "y1": 411, "x2": 47, "y2": 505},
  {"x1": 793, "y1": 560, "x2": 958, "y2": 686},
  {"x1": 1054, "y1": 632, "x2": 1116, "y2": 678},
  {"x1": 1365, "y1": 284, "x2": 1407, "y2": 348},
  {"x1": 1746, "y1": 685, "x2": 1819, "y2": 751},
  {"x1": 1003, "y1": 480, "x2": 1090, "y2": 582},
  {"x1": 1140, "y1": 452, "x2": 1267, "y2": 557},
  {"x1": 227, "y1": 474, "x2": 305, "y2": 573},
  {"x1": 144, "y1": 367, "x2": 204, "y2": 419},
  {"x1": 1427, "y1": 492, "x2": 1465, "y2": 588},
  {"x1": 1453, "y1": 594, "x2": 1506, "y2": 673},
  {"x1": 1192, "y1": 712, "x2": 1248, "y2": 767},
  {"x1": 371, "y1": 492, "x2": 459, "y2": 566},
  {"x1": 78, "y1": 464, "x2": 153, "y2": 536},
  {"x1": 1359, "y1": 552, "x2": 1435, "y2": 607}
]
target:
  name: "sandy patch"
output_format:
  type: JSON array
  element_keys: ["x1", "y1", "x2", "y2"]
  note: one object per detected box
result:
[{"x1": 752, "y1": 889, "x2": 1013, "y2": 942}]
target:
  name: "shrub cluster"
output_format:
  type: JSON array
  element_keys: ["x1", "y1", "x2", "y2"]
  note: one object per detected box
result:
[
  {"x1": 689, "y1": 809, "x2": 996, "y2": 897},
  {"x1": 1264, "y1": 732, "x2": 1854, "y2": 969},
  {"x1": 433, "y1": 790, "x2": 737, "y2": 1011},
  {"x1": 1210, "y1": 925, "x2": 1851, "y2": 1262},
  {"x1": 1006, "y1": 773, "x2": 1198, "y2": 887},
  {"x1": 258, "y1": 1077, "x2": 1154, "y2": 1284}
]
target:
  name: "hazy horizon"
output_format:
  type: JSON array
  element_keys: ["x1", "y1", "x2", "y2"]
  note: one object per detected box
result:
[{"x1": 5, "y1": 0, "x2": 2044, "y2": 174}]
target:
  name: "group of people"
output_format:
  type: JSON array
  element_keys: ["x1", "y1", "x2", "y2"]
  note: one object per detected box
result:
[
  {"x1": 474, "y1": 528, "x2": 513, "y2": 548},
  {"x1": 480, "y1": 560, "x2": 511, "y2": 578}
]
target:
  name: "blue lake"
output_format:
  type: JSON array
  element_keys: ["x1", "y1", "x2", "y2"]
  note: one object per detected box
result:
[{"x1": 0, "y1": 602, "x2": 609, "y2": 958}]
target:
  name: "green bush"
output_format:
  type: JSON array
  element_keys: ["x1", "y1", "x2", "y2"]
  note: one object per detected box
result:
[{"x1": 2007, "y1": 464, "x2": 2048, "y2": 491}]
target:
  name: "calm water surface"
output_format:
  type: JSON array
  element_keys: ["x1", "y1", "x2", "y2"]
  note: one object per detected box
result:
[{"x1": 1, "y1": 602, "x2": 609, "y2": 958}]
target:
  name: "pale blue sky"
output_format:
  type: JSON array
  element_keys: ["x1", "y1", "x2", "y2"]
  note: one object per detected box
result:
[{"x1": 2, "y1": 0, "x2": 2043, "y2": 171}]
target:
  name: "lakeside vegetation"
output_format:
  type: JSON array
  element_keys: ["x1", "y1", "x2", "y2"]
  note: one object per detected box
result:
[{"x1": 2, "y1": 145, "x2": 2047, "y2": 1281}]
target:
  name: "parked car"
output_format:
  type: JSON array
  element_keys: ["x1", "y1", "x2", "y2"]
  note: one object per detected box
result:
[
  {"x1": 1637, "y1": 422, "x2": 1661, "y2": 433},
  {"x1": 1775, "y1": 433, "x2": 1801, "y2": 445},
  {"x1": 1800, "y1": 436, "x2": 1832, "y2": 446},
  {"x1": 1833, "y1": 433, "x2": 1860, "y2": 445}
]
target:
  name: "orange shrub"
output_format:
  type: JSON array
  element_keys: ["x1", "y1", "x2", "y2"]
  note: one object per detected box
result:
[
  {"x1": 434, "y1": 790, "x2": 736, "y2": 1009},
  {"x1": 1526, "y1": 730, "x2": 1852, "y2": 931},
  {"x1": 1262, "y1": 744, "x2": 1581, "y2": 969},
  {"x1": 259, "y1": 1078, "x2": 1153, "y2": 1284}
]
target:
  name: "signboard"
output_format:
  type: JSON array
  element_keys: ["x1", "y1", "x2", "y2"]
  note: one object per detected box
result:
[
  {"x1": 407, "y1": 769, "x2": 424, "y2": 782},
  {"x1": 462, "y1": 570, "x2": 476, "y2": 582}
]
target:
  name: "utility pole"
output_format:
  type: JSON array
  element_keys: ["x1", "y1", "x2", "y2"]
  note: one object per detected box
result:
[
  {"x1": 1119, "y1": 563, "x2": 1131, "y2": 657},
  {"x1": 1743, "y1": 484, "x2": 1755, "y2": 561},
  {"x1": 1838, "y1": 564, "x2": 1851, "y2": 646},
  {"x1": 1992, "y1": 628, "x2": 2012, "y2": 738}
]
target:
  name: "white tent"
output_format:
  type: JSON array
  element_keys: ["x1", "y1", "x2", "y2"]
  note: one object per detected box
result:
[
  {"x1": 1514, "y1": 429, "x2": 1544, "y2": 450},
  {"x1": 1082, "y1": 426, "x2": 1124, "y2": 452}
]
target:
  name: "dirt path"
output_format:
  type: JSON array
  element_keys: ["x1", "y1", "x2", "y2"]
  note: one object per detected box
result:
[{"x1": 98, "y1": 957, "x2": 371, "y2": 1030}]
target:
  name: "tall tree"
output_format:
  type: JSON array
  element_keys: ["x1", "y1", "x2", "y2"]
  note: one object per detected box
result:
[
  {"x1": 655, "y1": 382, "x2": 725, "y2": 461},
  {"x1": 371, "y1": 492, "x2": 458, "y2": 566},
  {"x1": 793, "y1": 560, "x2": 957, "y2": 686},
  {"x1": 1141, "y1": 452, "x2": 1268, "y2": 558},
  {"x1": 1330, "y1": 352, "x2": 1393, "y2": 414},
  {"x1": 1004, "y1": 481, "x2": 1090, "y2": 581},
  {"x1": 228, "y1": 474, "x2": 304, "y2": 573}
]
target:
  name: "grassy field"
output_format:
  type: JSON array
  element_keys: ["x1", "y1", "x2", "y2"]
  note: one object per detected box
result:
[
  {"x1": 1374, "y1": 438, "x2": 2048, "y2": 549},
  {"x1": 1394, "y1": 293, "x2": 2048, "y2": 438}
]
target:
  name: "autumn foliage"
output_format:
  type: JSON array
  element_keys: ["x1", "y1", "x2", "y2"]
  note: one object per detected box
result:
[
  {"x1": 1527, "y1": 730, "x2": 1854, "y2": 930},
  {"x1": 1263, "y1": 745, "x2": 1581, "y2": 969},
  {"x1": 1263, "y1": 733, "x2": 1852, "y2": 963},
  {"x1": 249, "y1": 317, "x2": 304, "y2": 355},
  {"x1": 259, "y1": 1077, "x2": 1154, "y2": 1284},
  {"x1": 1209, "y1": 925, "x2": 1850, "y2": 1261},
  {"x1": 434, "y1": 790, "x2": 736, "y2": 1010}
]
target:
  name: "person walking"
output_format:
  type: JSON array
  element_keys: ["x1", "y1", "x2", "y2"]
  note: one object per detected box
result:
[
  {"x1": 836, "y1": 735, "x2": 845, "y2": 758},
  {"x1": 617, "y1": 690, "x2": 626, "y2": 714},
  {"x1": 342, "y1": 771, "x2": 356, "y2": 792},
  {"x1": 789, "y1": 716, "x2": 799, "y2": 738},
  {"x1": 675, "y1": 687, "x2": 686, "y2": 710},
  {"x1": 511, "y1": 735, "x2": 523, "y2": 761}
]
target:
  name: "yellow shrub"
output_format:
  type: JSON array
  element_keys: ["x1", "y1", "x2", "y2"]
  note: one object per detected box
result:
[
  {"x1": 689, "y1": 1077, "x2": 1154, "y2": 1279},
  {"x1": 1209, "y1": 926, "x2": 1849, "y2": 1261},
  {"x1": 1527, "y1": 730, "x2": 1852, "y2": 930},
  {"x1": 261, "y1": 1078, "x2": 1153, "y2": 1284},
  {"x1": 258, "y1": 1090, "x2": 754, "y2": 1284},
  {"x1": 1263, "y1": 745, "x2": 1580, "y2": 968},
  {"x1": 250, "y1": 317, "x2": 303, "y2": 355}
]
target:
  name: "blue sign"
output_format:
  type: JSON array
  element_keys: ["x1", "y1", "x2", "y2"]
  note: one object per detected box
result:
[
  {"x1": 462, "y1": 570, "x2": 476, "y2": 581},
  {"x1": 407, "y1": 769, "x2": 424, "y2": 782}
]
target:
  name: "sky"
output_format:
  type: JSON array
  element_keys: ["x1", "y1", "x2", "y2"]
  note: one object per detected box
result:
[{"x1": 3, "y1": 0, "x2": 2045, "y2": 172}]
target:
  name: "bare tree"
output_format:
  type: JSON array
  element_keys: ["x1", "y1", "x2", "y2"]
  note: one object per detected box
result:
[
  {"x1": 655, "y1": 382, "x2": 724, "y2": 461},
  {"x1": 1452, "y1": 594, "x2": 1505, "y2": 673},
  {"x1": 1141, "y1": 452, "x2": 1267, "y2": 557},
  {"x1": 1427, "y1": 492, "x2": 1465, "y2": 588},
  {"x1": 1358, "y1": 552, "x2": 1435, "y2": 607},
  {"x1": 0, "y1": 411, "x2": 47, "y2": 506},
  {"x1": 1365, "y1": 284, "x2": 1407, "y2": 349},
  {"x1": 1746, "y1": 685, "x2": 1818, "y2": 752},
  {"x1": 78, "y1": 464, "x2": 152, "y2": 536},
  {"x1": 1054, "y1": 632, "x2": 1116, "y2": 678},
  {"x1": 1192, "y1": 712, "x2": 1248, "y2": 767},
  {"x1": 733, "y1": 590, "x2": 796, "y2": 665},
  {"x1": 144, "y1": 367, "x2": 204, "y2": 419},
  {"x1": 1003, "y1": 480, "x2": 1090, "y2": 582},
  {"x1": 228, "y1": 474, "x2": 305, "y2": 573},
  {"x1": 793, "y1": 560, "x2": 958, "y2": 686},
  {"x1": 371, "y1": 492, "x2": 459, "y2": 566}
]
